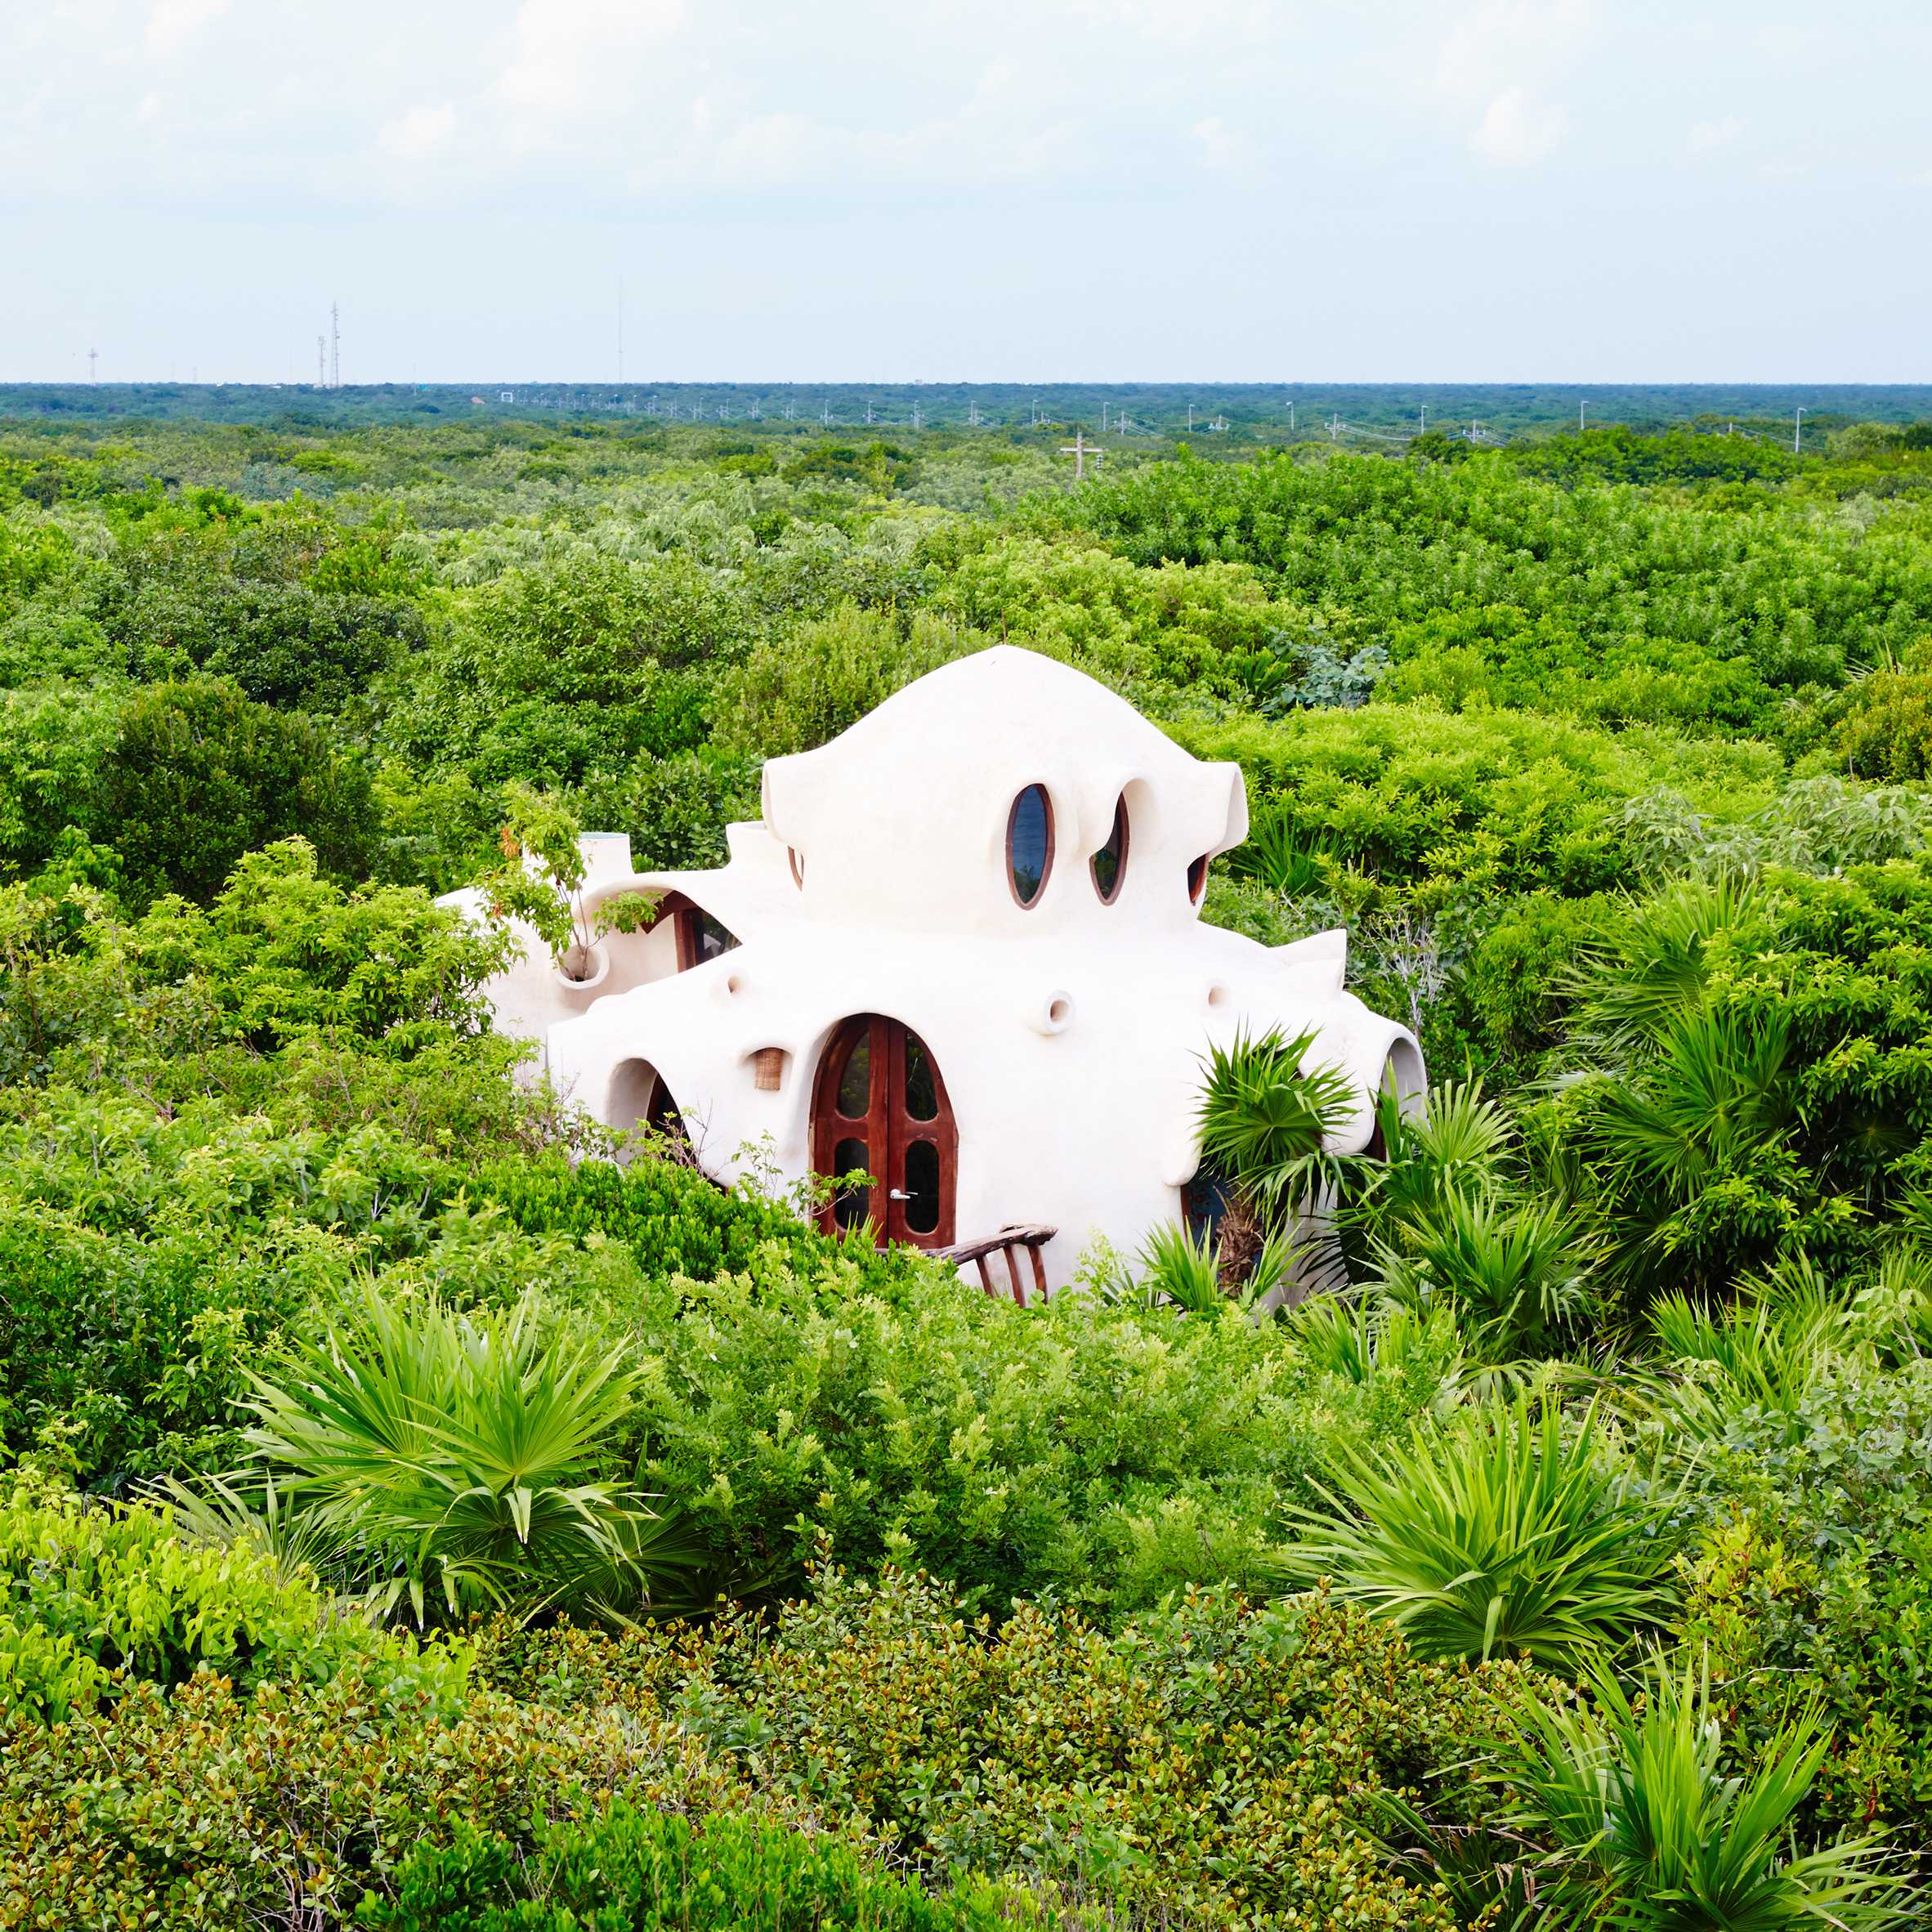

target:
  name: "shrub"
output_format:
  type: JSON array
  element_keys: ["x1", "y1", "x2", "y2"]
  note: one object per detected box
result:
[
  {"x1": 711, "y1": 604, "x2": 978, "y2": 759},
  {"x1": 1173, "y1": 704, "x2": 1781, "y2": 901},
  {"x1": 480, "y1": 1564, "x2": 1545, "y2": 1930},
  {"x1": 0, "y1": 1663, "x2": 763, "y2": 1930},
  {"x1": 360, "y1": 1800, "x2": 1072, "y2": 1932},
  {"x1": 1836, "y1": 661, "x2": 1932, "y2": 780},
  {"x1": 0, "y1": 1474, "x2": 466, "y2": 1720}
]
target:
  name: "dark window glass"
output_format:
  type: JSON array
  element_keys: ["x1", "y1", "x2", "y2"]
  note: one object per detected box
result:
[
  {"x1": 1187, "y1": 852, "x2": 1209, "y2": 902},
  {"x1": 836, "y1": 1031, "x2": 870, "y2": 1117},
  {"x1": 832, "y1": 1137, "x2": 870, "y2": 1231},
  {"x1": 904, "y1": 1031, "x2": 938, "y2": 1121},
  {"x1": 1007, "y1": 785, "x2": 1053, "y2": 907},
  {"x1": 1091, "y1": 793, "x2": 1129, "y2": 904},
  {"x1": 902, "y1": 1138, "x2": 940, "y2": 1235},
  {"x1": 1183, "y1": 1169, "x2": 1229, "y2": 1245},
  {"x1": 694, "y1": 910, "x2": 739, "y2": 963}
]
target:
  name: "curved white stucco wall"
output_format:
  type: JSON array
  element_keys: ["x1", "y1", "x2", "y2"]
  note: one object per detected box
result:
[{"x1": 450, "y1": 646, "x2": 1424, "y2": 1290}]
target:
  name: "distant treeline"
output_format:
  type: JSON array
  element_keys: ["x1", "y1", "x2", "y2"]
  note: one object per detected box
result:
[{"x1": 4, "y1": 378, "x2": 1931, "y2": 441}]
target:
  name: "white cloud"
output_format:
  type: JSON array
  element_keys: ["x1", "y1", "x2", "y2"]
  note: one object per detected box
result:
[
  {"x1": 1068, "y1": 0, "x2": 1277, "y2": 46},
  {"x1": 495, "y1": 0, "x2": 683, "y2": 123},
  {"x1": 145, "y1": 0, "x2": 230, "y2": 56},
  {"x1": 1469, "y1": 86, "x2": 1568, "y2": 165},
  {"x1": 378, "y1": 101, "x2": 458, "y2": 161},
  {"x1": 1688, "y1": 114, "x2": 1743, "y2": 152},
  {"x1": 1435, "y1": 0, "x2": 1595, "y2": 100},
  {"x1": 1192, "y1": 114, "x2": 1256, "y2": 174}
]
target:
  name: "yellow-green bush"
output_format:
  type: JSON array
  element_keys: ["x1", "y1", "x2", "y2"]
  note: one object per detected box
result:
[
  {"x1": 481, "y1": 1563, "x2": 1544, "y2": 1930},
  {"x1": 0, "y1": 1477, "x2": 465, "y2": 1718}
]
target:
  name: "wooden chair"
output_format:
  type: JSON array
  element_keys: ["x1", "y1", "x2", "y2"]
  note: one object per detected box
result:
[{"x1": 932, "y1": 1224, "x2": 1057, "y2": 1308}]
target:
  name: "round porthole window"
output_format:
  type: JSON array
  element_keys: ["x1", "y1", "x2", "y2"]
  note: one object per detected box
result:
[
  {"x1": 1007, "y1": 784, "x2": 1054, "y2": 908},
  {"x1": 1091, "y1": 792, "x2": 1129, "y2": 905}
]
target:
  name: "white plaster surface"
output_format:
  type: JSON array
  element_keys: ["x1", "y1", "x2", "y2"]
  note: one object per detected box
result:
[{"x1": 441, "y1": 646, "x2": 1424, "y2": 1288}]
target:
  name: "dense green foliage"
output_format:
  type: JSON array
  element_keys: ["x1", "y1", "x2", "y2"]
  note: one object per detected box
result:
[{"x1": 7, "y1": 409, "x2": 1932, "y2": 1925}]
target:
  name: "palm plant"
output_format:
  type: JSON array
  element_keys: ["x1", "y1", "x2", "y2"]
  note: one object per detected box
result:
[
  {"x1": 1131, "y1": 1219, "x2": 1299, "y2": 1313},
  {"x1": 1194, "y1": 1026, "x2": 1357, "y2": 1292},
  {"x1": 1281, "y1": 1397, "x2": 1676, "y2": 1672},
  {"x1": 1364, "y1": 1076, "x2": 1514, "y2": 1224},
  {"x1": 244, "y1": 1284, "x2": 696, "y2": 1624},
  {"x1": 1375, "y1": 1190, "x2": 1597, "y2": 1360},
  {"x1": 1288, "y1": 1292, "x2": 1465, "y2": 1406},
  {"x1": 1565, "y1": 874, "x2": 1760, "y2": 1061},
  {"x1": 1488, "y1": 1658, "x2": 1909, "y2": 1930},
  {"x1": 1571, "y1": 1003, "x2": 1800, "y2": 1298},
  {"x1": 1633, "y1": 1284, "x2": 1849, "y2": 1454}
]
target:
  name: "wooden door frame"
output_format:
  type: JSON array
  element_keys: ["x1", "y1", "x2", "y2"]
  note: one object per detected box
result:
[{"x1": 810, "y1": 1013, "x2": 958, "y2": 1248}]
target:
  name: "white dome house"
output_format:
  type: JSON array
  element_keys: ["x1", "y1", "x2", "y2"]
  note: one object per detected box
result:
[{"x1": 444, "y1": 646, "x2": 1424, "y2": 1295}]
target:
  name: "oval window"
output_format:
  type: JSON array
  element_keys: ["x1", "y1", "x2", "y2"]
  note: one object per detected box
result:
[
  {"x1": 1187, "y1": 852, "x2": 1210, "y2": 903},
  {"x1": 1007, "y1": 785, "x2": 1053, "y2": 908},
  {"x1": 1091, "y1": 793, "x2": 1129, "y2": 905}
]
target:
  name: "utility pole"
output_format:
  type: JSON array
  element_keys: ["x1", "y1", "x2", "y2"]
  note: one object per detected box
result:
[
  {"x1": 1794, "y1": 406, "x2": 1806, "y2": 453},
  {"x1": 1059, "y1": 432, "x2": 1102, "y2": 481}
]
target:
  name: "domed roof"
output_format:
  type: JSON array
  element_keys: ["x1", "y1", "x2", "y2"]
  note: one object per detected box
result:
[{"x1": 760, "y1": 645, "x2": 1247, "y2": 938}]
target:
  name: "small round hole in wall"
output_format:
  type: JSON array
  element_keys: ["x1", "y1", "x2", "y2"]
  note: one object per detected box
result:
[
  {"x1": 1206, "y1": 982, "x2": 1230, "y2": 1009},
  {"x1": 1030, "y1": 991, "x2": 1075, "y2": 1035}
]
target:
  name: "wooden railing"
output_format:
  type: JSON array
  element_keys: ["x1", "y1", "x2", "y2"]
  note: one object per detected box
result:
[{"x1": 932, "y1": 1224, "x2": 1057, "y2": 1308}]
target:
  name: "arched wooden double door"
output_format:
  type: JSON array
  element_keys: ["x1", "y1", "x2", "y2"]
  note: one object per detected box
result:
[{"x1": 812, "y1": 1014, "x2": 956, "y2": 1248}]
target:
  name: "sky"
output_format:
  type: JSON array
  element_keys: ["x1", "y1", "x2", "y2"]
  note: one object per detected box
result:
[{"x1": 2, "y1": 0, "x2": 1927, "y2": 384}]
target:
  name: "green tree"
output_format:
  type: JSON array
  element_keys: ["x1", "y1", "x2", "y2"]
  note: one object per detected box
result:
[{"x1": 96, "y1": 679, "x2": 378, "y2": 906}]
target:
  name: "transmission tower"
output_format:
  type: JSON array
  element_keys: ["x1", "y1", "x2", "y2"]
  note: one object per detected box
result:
[{"x1": 329, "y1": 302, "x2": 340, "y2": 388}]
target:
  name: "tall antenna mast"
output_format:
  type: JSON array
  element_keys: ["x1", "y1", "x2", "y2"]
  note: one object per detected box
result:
[{"x1": 330, "y1": 302, "x2": 340, "y2": 388}]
